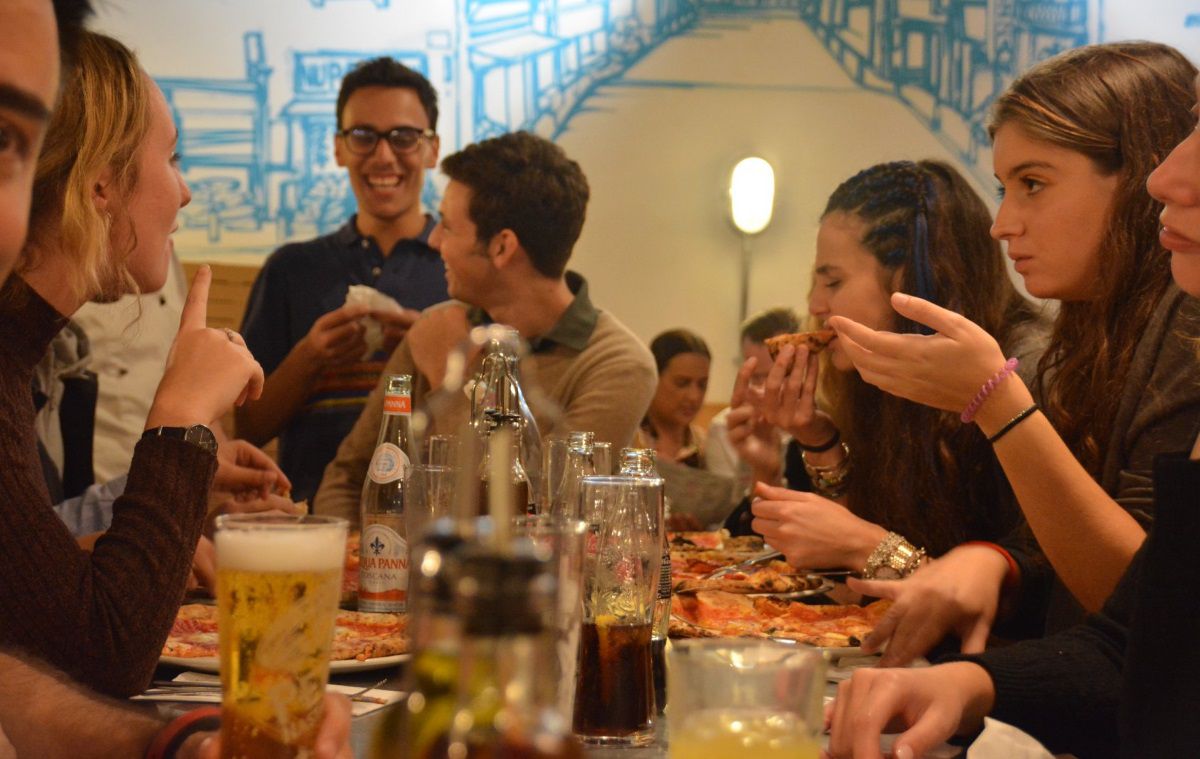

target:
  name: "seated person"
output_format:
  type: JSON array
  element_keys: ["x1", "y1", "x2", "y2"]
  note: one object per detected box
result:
[
  {"x1": 738, "y1": 159, "x2": 1048, "y2": 610},
  {"x1": 825, "y1": 79, "x2": 1200, "y2": 756},
  {"x1": 0, "y1": 30, "x2": 262, "y2": 696},
  {"x1": 824, "y1": 41, "x2": 1200, "y2": 667},
  {"x1": 634, "y1": 329, "x2": 712, "y2": 468},
  {"x1": 314, "y1": 131, "x2": 656, "y2": 524},
  {"x1": 706, "y1": 306, "x2": 801, "y2": 494}
]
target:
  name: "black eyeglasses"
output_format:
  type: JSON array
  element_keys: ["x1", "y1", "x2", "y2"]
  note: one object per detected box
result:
[{"x1": 337, "y1": 126, "x2": 434, "y2": 155}]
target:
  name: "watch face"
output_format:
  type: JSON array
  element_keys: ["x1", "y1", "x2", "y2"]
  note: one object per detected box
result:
[{"x1": 184, "y1": 425, "x2": 218, "y2": 454}]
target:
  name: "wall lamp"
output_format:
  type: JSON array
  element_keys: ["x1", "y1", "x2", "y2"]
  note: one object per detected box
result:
[{"x1": 729, "y1": 156, "x2": 775, "y2": 322}]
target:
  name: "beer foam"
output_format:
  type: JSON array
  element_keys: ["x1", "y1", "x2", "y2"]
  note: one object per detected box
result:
[{"x1": 217, "y1": 526, "x2": 345, "y2": 572}]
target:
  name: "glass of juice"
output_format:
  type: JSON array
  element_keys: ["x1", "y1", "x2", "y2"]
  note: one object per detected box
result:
[
  {"x1": 214, "y1": 514, "x2": 348, "y2": 759},
  {"x1": 668, "y1": 639, "x2": 826, "y2": 759},
  {"x1": 571, "y1": 476, "x2": 663, "y2": 746}
]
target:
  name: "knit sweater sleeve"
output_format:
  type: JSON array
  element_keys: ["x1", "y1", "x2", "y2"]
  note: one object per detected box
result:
[
  {"x1": 944, "y1": 551, "x2": 1136, "y2": 759},
  {"x1": 0, "y1": 436, "x2": 214, "y2": 697},
  {"x1": 0, "y1": 277, "x2": 215, "y2": 697}
]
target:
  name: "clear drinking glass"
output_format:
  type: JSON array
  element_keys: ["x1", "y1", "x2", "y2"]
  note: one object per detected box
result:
[
  {"x1": 424, "y1": 434, "x2": 457, "y2": 467},
  {"x1": 541, "y1": 436, "x2": 569, "y2": 515},
  {"x1": 214, "y1": 514, "x2": 348, "y2": 758},
  {"x1": 572, "y1": 476, "x2": 663, "y2": 746},
  {"x1": 512, "y1": 515, "x2": 588, "y2": 722},
  {"x1": 406, "y1": 464, "x2": 456, "y2": 546},
  {"x1": 668, "y1": 639, "x2": 827, "y2": 759},
  {"x1": 591, "y1": 441, "x2": 613, "y2": 476}
]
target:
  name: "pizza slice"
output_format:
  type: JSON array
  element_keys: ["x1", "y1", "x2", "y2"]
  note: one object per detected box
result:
[
  {"x1": 764, "y1": 329, "x2": 837, "y2": 358},
  {"x1": 673, "y1": 560, "x2": 826, "y2": 595}
]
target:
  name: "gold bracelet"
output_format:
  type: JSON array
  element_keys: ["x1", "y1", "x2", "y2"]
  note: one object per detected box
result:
[
  {"x1": 862, "y1": 532, "x2": 926, "y2": 579},
  {"x1": 801, "y1": 442, "x2": 851, "y2": 498}
]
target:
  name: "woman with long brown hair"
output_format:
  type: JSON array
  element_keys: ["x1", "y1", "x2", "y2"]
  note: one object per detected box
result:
[
  {"x1": 727, "y1": 158, "x2": 1046, "y2": 612},
  {"x1": 830, "y1": 42, "x2": 1200, "y2": 662}
]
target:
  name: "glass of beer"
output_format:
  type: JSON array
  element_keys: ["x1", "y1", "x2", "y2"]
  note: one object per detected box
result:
[
  {"x1": 214, "y1": 514, "x2": 348, "y2": 758},
  {"x1": 571, "y1": 476, "x2": 662, "y2": 746},
  {"x1": 668, "y1": 639, "x2": 826, "y2": 759}
]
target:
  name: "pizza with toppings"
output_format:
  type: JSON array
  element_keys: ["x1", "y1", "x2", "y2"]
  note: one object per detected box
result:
[
  {"x1": 764, "y1": 329, "x2": 836, "y2": 358},
  {"x1": 673, "y1": 560, "x2": 829, "y2": 595},
  {"x1": 669, "y1": 590, "x2": 888, "y2": 648},
  {"x1": 163, "y1": 604, "x2": 408, "y2": 662}
]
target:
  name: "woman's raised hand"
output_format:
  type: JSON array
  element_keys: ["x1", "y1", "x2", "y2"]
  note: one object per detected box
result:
[
  {"x1": 725, "y1": 357, "x2": 785, "y2": 483},
  {"x1": 754, "y1": 343, "x2": 837, "y2": 447},
  {"x1": 145, "y1": 266, "x2": 265, "y2": 430},
  {"x1": 829, "y1": 292, "x2": 1008, "y2": 415}
]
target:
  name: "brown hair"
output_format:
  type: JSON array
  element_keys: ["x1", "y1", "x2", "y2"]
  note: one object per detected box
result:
[
  {"x1": 989, "y1": 41, "x2": 1196, "y2": 474},
  {"x1": 820, "y1": 160, "x2": 1040, "y2": 554},
  {"x1": 22, "y1": 31, "x2": 151, "y2": 301},
  {"x1": 439, "y1": 131, "x2": 589, "y2": 278}
]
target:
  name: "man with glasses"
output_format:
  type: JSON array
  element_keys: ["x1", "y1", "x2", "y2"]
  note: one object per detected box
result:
[
  {"x1": 313, "y1": 131, "x2": 657, "y2": 522},
  {"x1": 238, "y1": 57, "x2": 449, "y2": 502}
]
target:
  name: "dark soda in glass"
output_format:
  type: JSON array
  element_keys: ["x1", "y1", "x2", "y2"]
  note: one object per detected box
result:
[{"x1": 571, "y1": 619, "x2": 654, "y2": 740}]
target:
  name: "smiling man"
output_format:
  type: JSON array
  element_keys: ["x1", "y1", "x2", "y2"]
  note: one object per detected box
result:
[
  {"x1": 237, "y1": 57, "x2": 450, "y2": 501},
  {"x1": 313, "y1": 131, "x2": 656, "y2": 523}
]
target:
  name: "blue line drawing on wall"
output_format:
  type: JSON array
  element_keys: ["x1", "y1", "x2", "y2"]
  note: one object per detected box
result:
[
  {"x1": 156, "y1": 0, "x2": 1112, "y2": 257},
  {"x1": 309, "y1": 0, "x2": 390, "y2": 8}
]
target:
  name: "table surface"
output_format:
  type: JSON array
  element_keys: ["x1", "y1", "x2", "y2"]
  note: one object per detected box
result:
[{"x1": 155, "y1": 661, "x2": 963, "y2": 759}]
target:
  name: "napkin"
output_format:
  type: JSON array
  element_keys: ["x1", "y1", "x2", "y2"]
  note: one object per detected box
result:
[
  {"x1": 966, "y1": 717, "x2": 1055, "y2": 759},
  {"x1": 133, "y1": 672, "x2": 405, "y2": 717},
  {"x1": 346, "y1": 285, "x2": 404, "y2": 359}
]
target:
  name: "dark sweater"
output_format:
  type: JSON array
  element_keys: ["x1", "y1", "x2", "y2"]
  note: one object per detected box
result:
[
  {"x1": 959, "y1": 453, "x2": 1200, "y2": 759},
  {"x1": 0, "y1": 276, "x2": 215, "y2": 697}
]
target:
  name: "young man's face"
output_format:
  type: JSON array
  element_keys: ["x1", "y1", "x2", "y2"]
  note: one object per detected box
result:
[
  {"x1": 429, "y1": 179, "x2": 494, "y2": 307},
  {"x1": 334, "y1": 85, "x2": 438, "y2": 232},
  {"x1": 0, "y1": 0, "x2": 59, "y2": 285}
]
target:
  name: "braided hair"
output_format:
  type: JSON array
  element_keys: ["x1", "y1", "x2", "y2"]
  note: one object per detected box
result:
[{"x1": 818, "y1": 160, "x2": 1041, "y2": 555}]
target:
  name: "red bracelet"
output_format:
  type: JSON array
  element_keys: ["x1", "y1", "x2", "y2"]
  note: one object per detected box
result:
[
  {"x1": 144, "y1": 706, "x2": 221, "y2": 759},
  {"x1": 962, "y1": 541, "x2": 1019, "y2": 593}
]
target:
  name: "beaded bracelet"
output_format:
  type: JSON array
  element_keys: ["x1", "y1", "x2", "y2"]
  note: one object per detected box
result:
[
  {"x1": 961, "y1": 357, "x2": 1019, "y2": 424},
  {"x1": 801, "y1": 442, "x2": 851, "y2": 498}
]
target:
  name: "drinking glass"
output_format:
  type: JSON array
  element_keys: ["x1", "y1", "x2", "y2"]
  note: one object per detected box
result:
[
  {"x1": 214, "y1": 514, "x2": 349, "y2": 758},
  {"x1": 406, "y1": 464, "x2": 456, "y2": 545},
  {"x1": 424, "y1": 434, "x2": 457, "y2": 467},
  {"x1": 591, "y1": 441, "x2": 613, "y2": 476},
  {"x1": 512, "y1": 515, "x2": 588, "y2": 722},
  {"x1": 668, "y1": 639, "x2": 827, "y2": 759},
  {"x1": 540, "y1": 436, "x2": 569, "y2": 515},
  {"x1": 571, "y1": 476, "x2": 663, "y2": 746}
]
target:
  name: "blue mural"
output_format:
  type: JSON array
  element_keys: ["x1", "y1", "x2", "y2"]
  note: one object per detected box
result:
[{"x1": 153, "y1": 0, "x2": 1111, "y2": 256}]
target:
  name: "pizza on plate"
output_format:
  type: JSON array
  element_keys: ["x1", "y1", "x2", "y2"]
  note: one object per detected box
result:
[
  {"x1": 673, "y1": 560, "x2": 828, "y2": 595},
  {"x1": 163, "y1": 603, "x2": 408, "y2": 662},
  {"x1": 764, "y1": 329, "x2": 836, "y2": 358},
  {"x1": 669, "y1": 590, "x2": 889, "y2": 648}
]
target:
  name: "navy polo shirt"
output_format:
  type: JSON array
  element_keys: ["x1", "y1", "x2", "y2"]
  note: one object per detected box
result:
[{"x1": 240, "y1": 215, "x2": 449, "y2": 502}]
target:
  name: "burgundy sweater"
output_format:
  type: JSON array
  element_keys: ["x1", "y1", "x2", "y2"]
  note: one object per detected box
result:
[{"x1": 0, "y1": 276, "x2": 215, "y2": 696}]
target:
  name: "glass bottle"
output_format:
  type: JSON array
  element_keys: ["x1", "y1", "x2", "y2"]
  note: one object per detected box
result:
[
  {"x1": 446, "y1": 546, "x2": 583, "y2": 759},
  {"x1": 360, "y1": 374, "x2": 414, "y2": 613},
  {"x1": 554, "y1": 431, "x2": 596, "y2": 520},
  {"x1": 478, "y1": 415, "x2": 534, "y2": 517},
  {"x1": 469, "y1": 329, "x2": 542, "y2": 503},
  {"x1": 619, "y1": 447, "x2": 669, "y2": 714},
  {"x1": 369, "y1": 522, "x2": 464, "y2": 759}
]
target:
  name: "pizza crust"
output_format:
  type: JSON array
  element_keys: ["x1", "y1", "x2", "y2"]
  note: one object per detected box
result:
[{"x1": 764, "y1": 330, "x2": 837, "y2": 358}]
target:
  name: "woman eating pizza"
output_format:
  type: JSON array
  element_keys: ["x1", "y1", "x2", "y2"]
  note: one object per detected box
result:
[
  {"x1": 822, "y1": 42, "x2": 1200, "y2": 667},
  {"x1": 0, "y1": 31, "x2": 264, "y2": 696},
  {"x1": 725, "y1": 158, "x2": 1047, "y2": 639},
  {"x1": 825, "y1": 59, "x2": 1200, "y2": 759}
]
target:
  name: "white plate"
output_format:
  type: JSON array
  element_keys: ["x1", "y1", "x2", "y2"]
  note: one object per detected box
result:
[{"x1": 159, "y1": 653, "x2": 410, "y2": 674}]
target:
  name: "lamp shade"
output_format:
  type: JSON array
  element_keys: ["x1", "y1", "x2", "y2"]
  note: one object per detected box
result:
[{"x1": 729, "y1": 157, "x2": 775, "y2": 235}]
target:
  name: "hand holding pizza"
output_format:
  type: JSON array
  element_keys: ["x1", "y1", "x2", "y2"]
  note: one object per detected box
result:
[
  {"x1": 846, "y1": 544, "x2": 1010, "y2": 667},
  {"x1": 214, "y1": 438, "x2": 291, "y2": 499},
  {"x1": 753, "y1": 343, "x2": 839, "y2": 448},
  {"x1": 827, "y1": 293, "x2": 1010, "y2": 416},
  {"x1": 726, "y1": 357, "x2": 786, "y2": 484},
  {"x1": 749, "y1": 483, "x2": 888, "y2": 570},
  {"x1": 825, "y1": 662, "x2": 995, "y2": 759}
]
